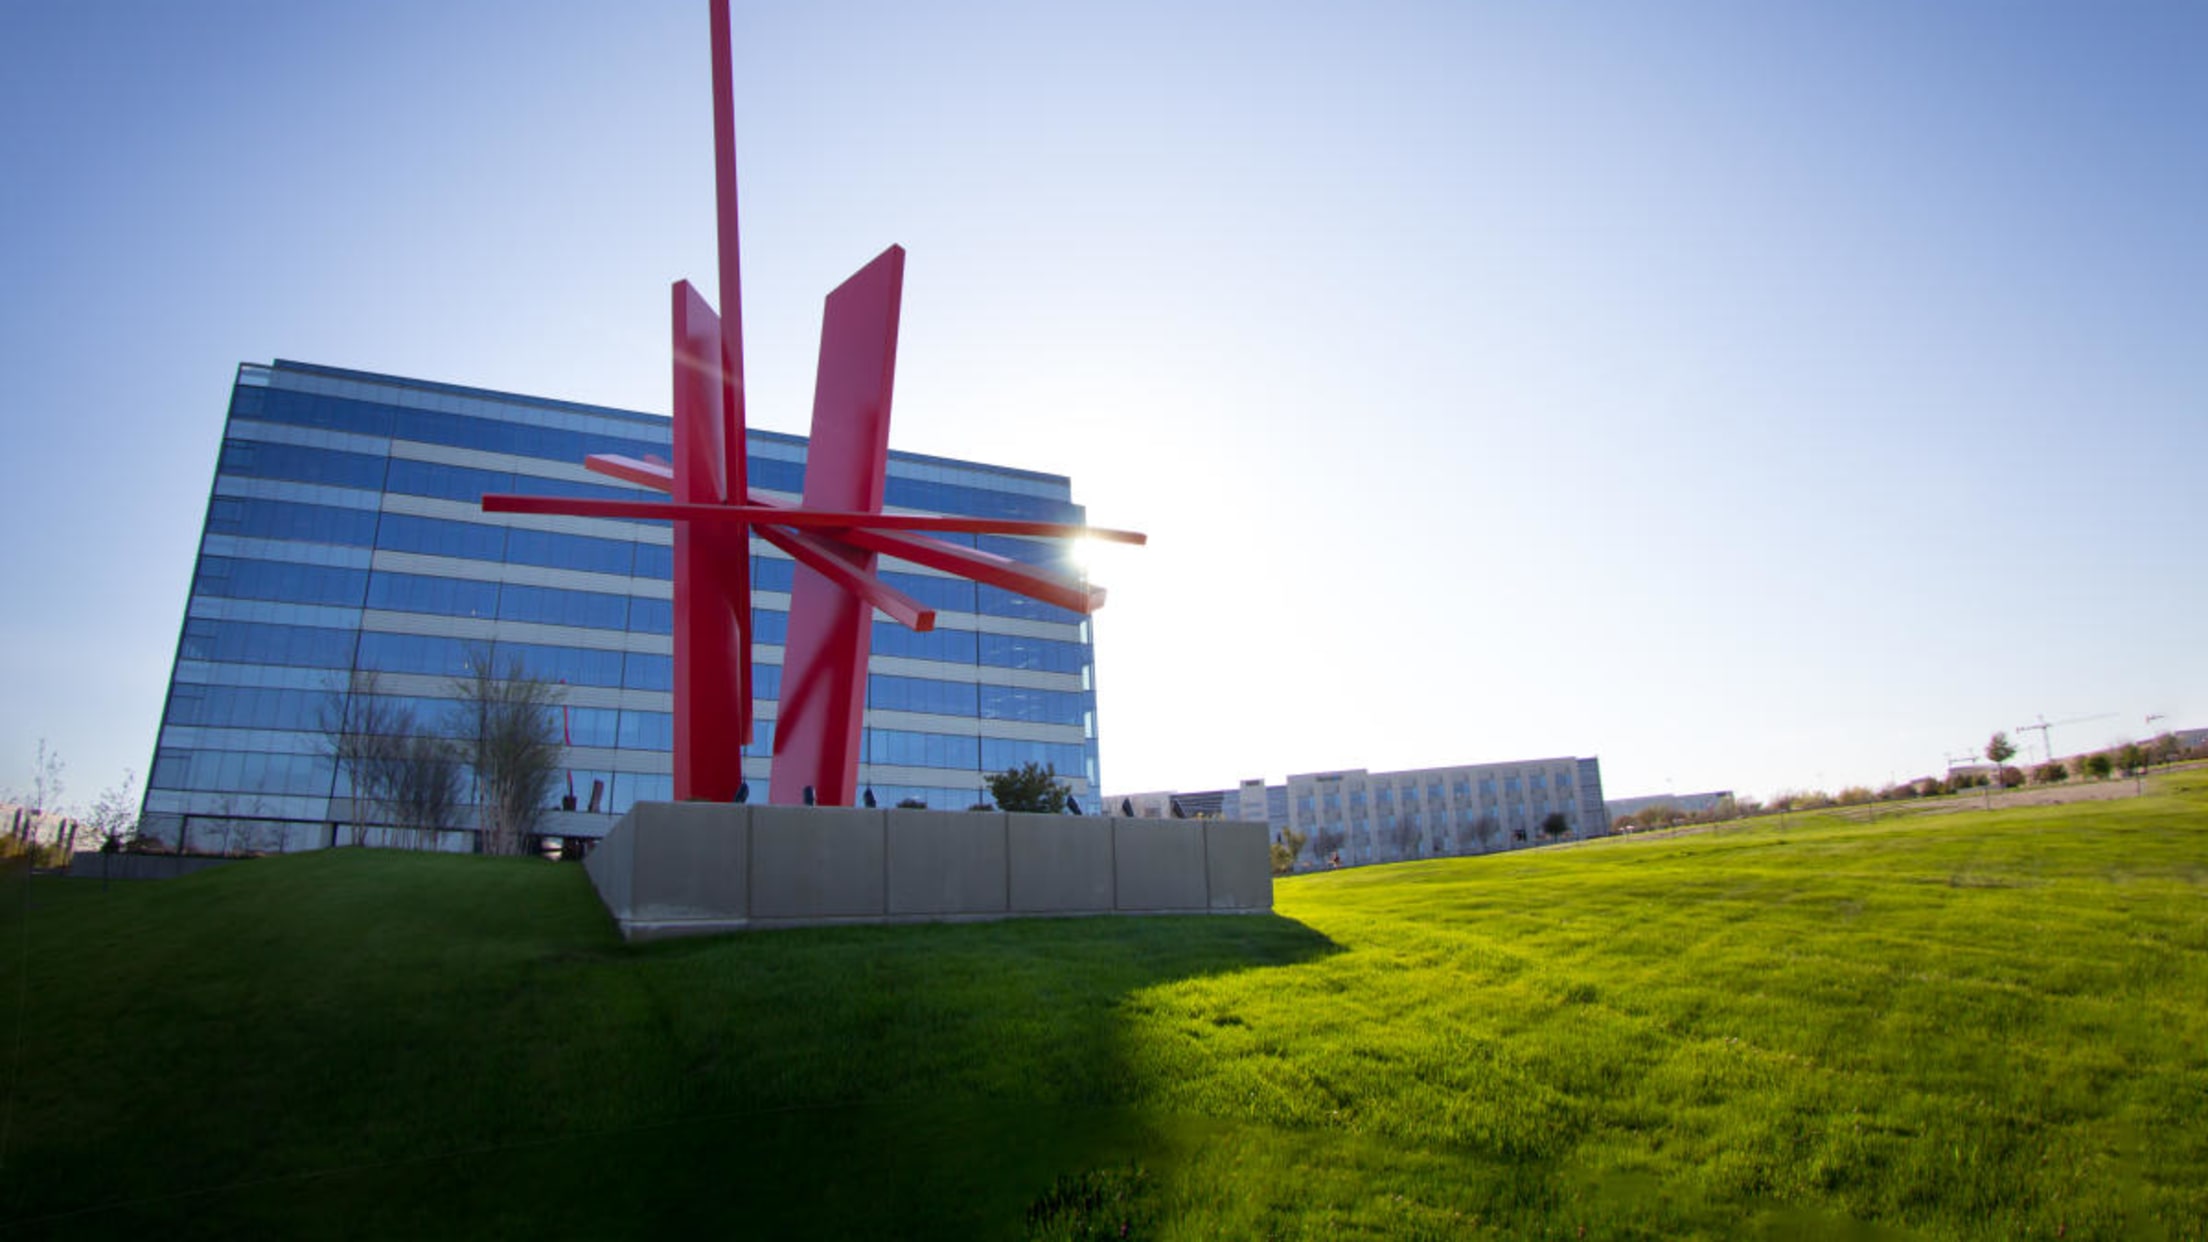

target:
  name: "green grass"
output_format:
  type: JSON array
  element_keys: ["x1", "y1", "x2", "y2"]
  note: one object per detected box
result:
[{"x1": 3, "y1": 774, "x2": 2205, "y2": 1239}]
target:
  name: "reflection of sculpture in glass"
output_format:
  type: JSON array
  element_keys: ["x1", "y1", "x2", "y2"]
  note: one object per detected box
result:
[{"x1": 485, "y1": 0, "x2": 1141, "y2": 808}]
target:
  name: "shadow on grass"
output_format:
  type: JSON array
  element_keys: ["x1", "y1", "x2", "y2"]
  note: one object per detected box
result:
[{"x1": 0, "y1": 851, "x2": 1336, "y2": 1239}]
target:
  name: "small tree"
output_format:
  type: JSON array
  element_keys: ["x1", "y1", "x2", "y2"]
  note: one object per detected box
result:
[
  {"x1": 1983, "y1": 732, "x2": 2017, "y2": 808},
  {"x1": 1470, "y1": 813, "x2": 1501, "y2": 853},
  {"x1": 1269, "y1": 827, "x2": 1309, "y2": 876},
  {"x1": 1310, "y1": 825, "x2": 1346, "y2": 862},
  {"x1": 2116, "y1": 742, "x2": 2150, "y2": 794},
  {"x1": 85, "y1": 770, "x2": 141, "y2": 851},
  {"x1": 2083, "y1": 752, "x2": 2113, "y2": 781},
  {"x1": 1539, "y1": 811, "x2": 1570, "y2": 842},
  {"x1": 985, "y1": 761, "x2": 1068, "y2": 814},
  {"x1": 2033, "y1": 761, "x2": 2069, "y2": 785},
  {"x1": 454, "y1": 651, "x2": 564, "y2": 855},
  {"x1": 1984, "y1": 732, "x2": 2017, "y2": 767}
]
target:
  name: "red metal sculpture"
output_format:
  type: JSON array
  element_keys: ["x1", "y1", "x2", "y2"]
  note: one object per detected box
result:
[{"x1": 484, "y1": 0, "x2": 1141, "y2": 807}]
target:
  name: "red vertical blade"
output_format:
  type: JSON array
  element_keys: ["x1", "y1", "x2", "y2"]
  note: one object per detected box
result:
[{"x1": 708, "y1": 0, "x2": 748, "y2": 505}]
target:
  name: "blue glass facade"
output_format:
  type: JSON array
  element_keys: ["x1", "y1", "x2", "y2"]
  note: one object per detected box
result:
[{"x1": 142, "y1": 360, "x2": 1103, "y2": 852}]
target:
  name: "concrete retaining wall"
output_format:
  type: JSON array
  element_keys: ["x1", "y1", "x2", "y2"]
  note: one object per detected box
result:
[
  {"x1": 66, "y1": 853, "x2": 236, "y2": 881},
  {"x1": 586, "y1": 803, "x2": 1272, "y2": 941}
]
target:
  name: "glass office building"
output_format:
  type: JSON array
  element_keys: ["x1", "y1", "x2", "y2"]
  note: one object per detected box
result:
[{"x1": 142, "y1": 360, "x2": 1103, "y2": 853}]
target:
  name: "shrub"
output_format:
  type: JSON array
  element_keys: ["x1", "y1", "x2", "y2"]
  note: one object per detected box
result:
[
  {"x1": 985, "y1": 762, "x2": 1068, "y2": 814},
  {"x1": 1999, "y1": 766, "x2": 2026, "y2": 789},
  {"x1": 2033, "y1": 762, "x2": 2069, "y2": 785},
  {"x1": 2084, "y1": 753, "x2": 2114, "y2": 780}
]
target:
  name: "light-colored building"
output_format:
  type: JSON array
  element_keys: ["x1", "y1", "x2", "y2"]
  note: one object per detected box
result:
[
  {"x1": 1604, "y1": 790, "x2": 1733, "y2": 826},
  {"x1": 1112, "y1": 755, "x2": 1606, "y2": 870}
]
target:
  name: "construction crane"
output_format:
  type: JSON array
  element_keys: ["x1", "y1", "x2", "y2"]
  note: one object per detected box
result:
[{"x1": 2017, "y1": 713, "x2": 2117, "y2": 766}]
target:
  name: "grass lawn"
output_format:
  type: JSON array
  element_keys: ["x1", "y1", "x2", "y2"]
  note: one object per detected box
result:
[{"x1": 2, "y1": 773, "x2": 2204, "y2": 1239}]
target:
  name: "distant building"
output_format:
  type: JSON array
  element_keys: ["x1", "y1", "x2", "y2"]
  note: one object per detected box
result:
[
  {"x1": 2, "y1": 803, "x2": 88, "y2": 853},
  {"x1": 1112, "y1": 755, "x2": 1606, "y2": 871},
  {"x1": 1604, "y1": 790, "x2": 1733, "y2": 826}
]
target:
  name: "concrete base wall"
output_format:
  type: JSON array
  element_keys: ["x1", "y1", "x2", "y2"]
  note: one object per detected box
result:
[
  {"x1": 587, "y1": 803, "x2": 1273, "y2": 941},
  {"x1": 66, "y1": 853, "x2": 236, "y2": 881}
]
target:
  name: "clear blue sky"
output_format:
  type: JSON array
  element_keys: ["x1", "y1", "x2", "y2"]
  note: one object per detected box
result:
[{"x1": 2, "y1": 1, "x2": 2201, "y2": 812}]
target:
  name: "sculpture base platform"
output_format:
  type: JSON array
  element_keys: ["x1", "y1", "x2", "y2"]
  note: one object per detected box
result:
[{"x1": 584, "y1": 803, "x2": 1273, "y2": 941}]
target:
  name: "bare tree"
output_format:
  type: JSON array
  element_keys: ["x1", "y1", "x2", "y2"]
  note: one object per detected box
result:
[
  {"x1": 85, "y1": 770, "x2": 141, "y2": 850},
  {"x1": 320, "y1": 671, "x2": 408, "y2": 846},
  {"x1": 11, "y1": 739, "x2": 65, "y2": 842},
  {"x1": 453, "y1": 650, "x2": 563, "y2": 856},
  {"x1": 386, "y1": 732, "x2": 464, "y2": 850},
  {"x1": 320, "y1": 671, "x2": 470, "y2": 849}
]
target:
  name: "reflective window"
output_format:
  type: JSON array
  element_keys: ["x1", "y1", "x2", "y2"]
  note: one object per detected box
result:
[
  {"x1": 208, "y1": 497, "x2": 379, "y2": 547},
  {"x1": 977, "y1": 632, "x2": 1088, "y2": 674},
  {"x1": 872, "y1": 622, "x2": 977, "y2": 664},
  {"x1": 357, "y1": 632, "x2": 475, "y2": 678},
  {"x1": 563, "y1": 706, "x2": 619, "y2": 748},
  {"x1": 181, "y1": 619, "x2": 357, "y2": 669},
  {"x1": 976, "y1": 585, "x2": 1083, "y2": 625},
  {"x1": 979, "y1": 684, "x2": 1088, "y2": 726},
  {"x1": 163, "y1": 683, "x2": 329, "y2": 731},
  {"x1": 878, "y1": 571, "x2": 977, "y2": 612},
  {"x1": 752, "y1": 610, "x2": 788, "y2": 646},
  {"x1": 975, "y1": 535, "x2": 1078, "y2": 573},
  {"x1": 384, "y1": 459, "x2": 515, "y2": 503},
  {"x1": 628, "y1": 598, "x2": 672, "y2": 635},
  {"x1": 493, "y1": 641, "x2": 625, "y2": 688},
  {"x1": 196, "y1": 557, "x2": 368, "y2": 607},
  {"x1": 622, "y1": 652, "x2": 673, "y2": 692},
  {"x1": 365, "y1": 571, "x2": 499, "y2": 618},
  {"x1": 978, "y1": 737, "x2": 1089, "y2": 775},
  {"x1": 219, "y1": 441, "x2": 388, "y2": 491},
  {"x1": 617, "y1": 710, "x2": 673, "y2": 750},
  {"x1": 506, "y1": 527, "x2": 634, "y2": 577},
  {"x1": 865, "y1": 728, "x2": 981, "y2": 770},
  {"x1": 610, "y1": 772, "x2": 675, "y2": 814},
  {"x1": 867, "y1": 674, "x2": 979, "y2": 718},
  {"x1": 497, "y1": 582, "x2": 630, "y2": 630},
  {"x1": 256, "y1": 389, "x2": 397, "y2": 438},
  {"x1": 376, "y1": 514, "x2": 507, "y2": 562}
]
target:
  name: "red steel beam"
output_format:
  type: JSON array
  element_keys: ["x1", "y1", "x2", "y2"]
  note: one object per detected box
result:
[
  {"x1": 842, "y1": 526, "x2": 1106, "y2": 615},
  {"x1": 770, "y1": 246, "x2": 906, "y2": 807},
  {"x1": 584, "y1": 453, "x2": 674, "y2": 493},
  {"x1": 750, "y1": 523, "x2": 935, "y2": 633},
  {"x1": 480, "y1": 493, "x2": 1142, "y2": 544}
]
